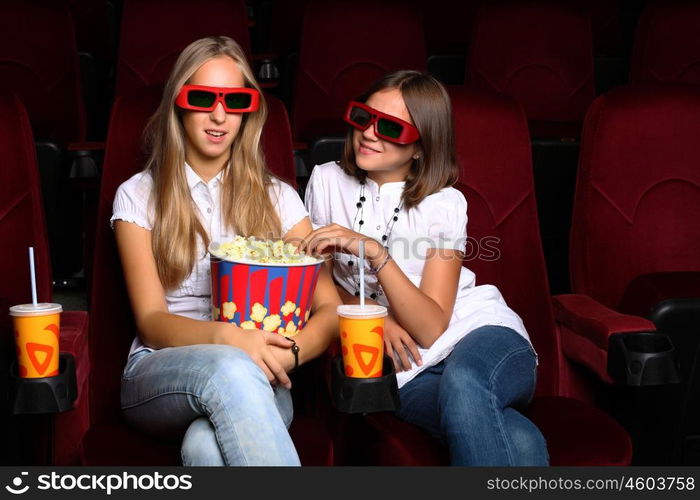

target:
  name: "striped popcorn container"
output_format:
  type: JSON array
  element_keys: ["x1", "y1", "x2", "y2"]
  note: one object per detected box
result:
[{"x1": 209, "y1": 247, "x2": 324, "y2": 336}]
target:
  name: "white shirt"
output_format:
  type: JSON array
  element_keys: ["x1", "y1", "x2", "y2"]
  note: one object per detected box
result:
[
  {"x1": 305, "y1": 161, "x2": 531, "y2": 388},
  {"x1": 111, "y1": 163, "x2": 308, "y2": 358}
]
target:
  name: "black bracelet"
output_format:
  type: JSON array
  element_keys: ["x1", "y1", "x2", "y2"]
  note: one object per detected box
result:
[{"x1": 290, "y1": 339, "x2": 300, "y2": 372}]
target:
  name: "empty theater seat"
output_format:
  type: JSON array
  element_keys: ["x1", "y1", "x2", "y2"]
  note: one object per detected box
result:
[
  {"x1": 467, "y1": 1, "x2": 594, "y2": 139},
  {"x1": 351, "y1": 86, "x2": 632, "y2": 466},
  {"x1": 115, "y1": 0, "x2": 251, "y2": 97},
  {"x1": 557, "y1": 83, "x2": 700, "y2": 464},
  {"x1": 0, "y1": 93, "x2": 89, "y2": 465},
  {"x1": 630, "y1": 0, "x2": 700, "y2": 85}
]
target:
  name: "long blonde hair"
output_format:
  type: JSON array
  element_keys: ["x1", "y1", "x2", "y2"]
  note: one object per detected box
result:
[
  {"x1": 340, "y1": 70, "x2": 458, "y2": 209},
  {"x1": 144, "y1": 36, "x2": 281, "y2": 289}
]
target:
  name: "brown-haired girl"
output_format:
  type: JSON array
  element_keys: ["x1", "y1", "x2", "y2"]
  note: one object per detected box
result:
[{"x1": 302, "y1": 70, "x2": 548, "y2": 465}]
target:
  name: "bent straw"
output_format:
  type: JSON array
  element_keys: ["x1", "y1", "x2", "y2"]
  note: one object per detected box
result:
[
  {"x1": 29, "y1": 247, "x2": 37, "y2": 306},
  {"x1": 359, "y1": 240, "x2": 365, "y2": 308}
]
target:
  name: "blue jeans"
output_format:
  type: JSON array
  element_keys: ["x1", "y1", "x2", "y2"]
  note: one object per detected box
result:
[
  {"x1": 120, "y1": 344, "x2": 300, "y2": 466},
  {"x1": 396, "y1": 326, "x2": 549, "y2": 466}
]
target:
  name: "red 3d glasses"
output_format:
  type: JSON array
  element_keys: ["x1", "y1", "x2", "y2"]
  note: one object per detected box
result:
[
  {"x1": 343, "y1": 101, "x2": 420, "y2": 144},
  {"x1": 175, "y1": 85, "x2": 260, "y2": 112}
]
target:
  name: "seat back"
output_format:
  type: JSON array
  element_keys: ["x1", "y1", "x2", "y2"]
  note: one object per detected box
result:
[
  {"x1": 630, "y1": 1, "x2": 700, "y2": 85},
  {"x1": 0, "y1": 94, "x2": 54, "y2": 463},
  {"x1": 570, "y1": 84, "x2": 700, "y2": 311},
  {"x1": 89, "y1": 89, "x2": 298, "y2": 424},
  {"x1": 449, "y1": 86, "x2": 560, "y2": 397},
  {"x1": 467, "y1": 1, "x2": 594, "y2": 137},
  {"x1": 115, "y1": 0, "x2": 251, "y2": 97},
  {"x1": 291, "y1": 0, "x2": 426, "y2": 144},
  {"x1": 0, "y1": 93, "x2": 53, "y2": 332},
  {"x1": 0, "y1": 0, "x2": 85, "y2": 143}
]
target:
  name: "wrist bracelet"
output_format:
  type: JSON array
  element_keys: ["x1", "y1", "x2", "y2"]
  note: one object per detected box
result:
[
  {"x1": 370, "y1": 251, "x2": 391, "y2": 274},
  {"x1": 289, "y1": 339, "x2": 300, "y2": 372}
]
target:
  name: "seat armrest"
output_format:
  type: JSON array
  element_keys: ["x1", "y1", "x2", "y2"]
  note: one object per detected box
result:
[
  {"x1": 552, "y1": 294, "x2": 656, "y2": 384},
  {"x1": 55, "y1": 310, "x2": 91, "y2": 465},
  {"x1": 59, "y1": 311, "x2": 90, "y2": 394}
]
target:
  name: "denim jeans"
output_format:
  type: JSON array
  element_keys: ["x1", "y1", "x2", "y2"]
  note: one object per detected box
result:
[
  {"x1": 396, "y1": 325, "x2": 549, "y2": 466},
  {"x1": 120, "y1": 344, "x2": 300, "y2": 466}
]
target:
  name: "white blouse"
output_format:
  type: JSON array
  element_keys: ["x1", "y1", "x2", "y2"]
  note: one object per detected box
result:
[
  {"x1": 305, "y1": 161, "x2": 531, "y2": 388},
  {"x1": 111, "y1": 163, "x2": 308, "y2": 358}
]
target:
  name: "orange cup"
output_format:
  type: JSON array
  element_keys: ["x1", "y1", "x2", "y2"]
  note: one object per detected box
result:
[
  {"x1": 10, "y1": 303, "x2": 62, "y2": 378},
  {"x1": 338, "y1": 304, "x2": 387, "y2": 378}
]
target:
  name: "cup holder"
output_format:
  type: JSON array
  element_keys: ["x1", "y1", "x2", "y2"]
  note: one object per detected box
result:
[
  {"x1": 331, "y1": 355, "x2": 400, "y2": 414},
  {"x1": 9, "y1": 353, "x2": 77, "y2": 414},
  {"x1": 608, "y1": 332, "x2": 680, "y2": 386}
]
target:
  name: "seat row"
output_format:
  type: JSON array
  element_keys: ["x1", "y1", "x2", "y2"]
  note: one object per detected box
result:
[{"x1": 2, "y1": 80, "x2": 698, "y2": 465}]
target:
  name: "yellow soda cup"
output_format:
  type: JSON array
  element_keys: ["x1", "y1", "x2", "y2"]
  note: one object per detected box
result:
[
  {"x1": 338, "y1": 304, "x2": 387, "y2": 378},
  {"x1": 10, "y1": 303, "x2": 62, "y2": 378}
]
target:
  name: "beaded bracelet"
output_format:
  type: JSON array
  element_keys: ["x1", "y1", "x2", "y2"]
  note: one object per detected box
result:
[{"x1": 369, "y1": 251, "x2": 392, "y2": 274}]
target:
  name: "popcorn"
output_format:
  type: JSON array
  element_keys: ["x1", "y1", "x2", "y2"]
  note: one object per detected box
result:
[
  {"x1": 250, "y1": 302, "x2": 267, "y2": 323},
  {"x1": 294, "y1": 307, "x2": 301, "y2": 318},
  {"x1": 262, "y1": 314, "x2": 282, "y2": 332},
  {"x1": 222, "y1": 301, "x2": 237, "y2": 320},
  {"x1": 280, "y1": 300, "x2": 296, "y2": 317},
  {"x1": 240, "y1": 321, "x2": 257, "y2": 330},
  {"x1": 305, "y1": 310, "x2": 310, "y2": 322},
  {"x1": 211, "y1": 236, "x2": 318, "y2": 264},
  {"x1": 283, "y1": 321, "x2": 298, "y2": 337},
  {"x1": 212, "y1": 306, "x2": 220, "y2": 320}
]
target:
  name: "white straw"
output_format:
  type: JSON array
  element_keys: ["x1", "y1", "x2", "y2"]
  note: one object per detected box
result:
[
  {"x1": 29, "y1": 247, "x2": 38, "y2": 306},
  {"x1": 359, "y1": 240, "x2": 365, "y2": 308}
]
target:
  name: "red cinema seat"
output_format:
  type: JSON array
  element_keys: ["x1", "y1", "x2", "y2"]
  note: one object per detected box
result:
[
  {"x1": 353, "y1": 87, "x2": 632, "y2": 466},
  {"x1": 0, "y1": 94, "x2": 89, "y2": 465},
  {"x1": 467, "y1": 1, "x2": 595, "y2": 139},
  {"x1": 0, "y1": 0, "x2": 86, "y2": 143},
  {"x1": 51, "y1": 88, "x2": 330, "y2": 465},
  {"x1": 555, "y1": 83, "x2": 700, "y2": 464},
  {"x1": 630, "y1": 1, "x2": 700, "y2": 85},
  {"x1": 292, "y1": 0, "x2": 427, "y2": 150},
  {"x1": 115, "y1": 0, "x2": 251, "y2": 97}
]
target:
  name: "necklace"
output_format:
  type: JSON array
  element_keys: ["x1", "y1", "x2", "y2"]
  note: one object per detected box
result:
[{"x1": 349, "y1": 180, "x2": 403, "y2": 299}]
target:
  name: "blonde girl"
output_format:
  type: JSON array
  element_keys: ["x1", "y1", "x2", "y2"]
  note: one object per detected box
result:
[{"x1": 112, "y1": 36, "x2": 339, "y2": 466}]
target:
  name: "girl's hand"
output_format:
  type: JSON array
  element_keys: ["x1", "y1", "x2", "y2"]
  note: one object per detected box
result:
[
  {"x1": 299, "y1": 224, "x2": 384, "y2": 262},
  {"x1": 384, "y1": 314, "x2": 423, "y2": 372},
  {"x1": 215, "y1": 323, "x2": 295, "y2": 388}
]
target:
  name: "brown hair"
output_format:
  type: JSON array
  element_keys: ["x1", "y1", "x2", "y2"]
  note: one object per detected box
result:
[
  {"x1": 144, "y1": 36, "x2": 281, "y2": 290},
  {"x1": 339, "y1": 70, "x2": 458, "y2": 209}
]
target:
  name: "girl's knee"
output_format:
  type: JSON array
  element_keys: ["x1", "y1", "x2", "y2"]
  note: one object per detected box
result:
[
  {"x1": 507, "y1": 414, "x2": 549, "y2": 466},
  {"x1": 181, "y1": 417, "x2": 225, "y2": 466},
  {"x1": 203, "y1": 346, "x2": 268, "y2": 388}
]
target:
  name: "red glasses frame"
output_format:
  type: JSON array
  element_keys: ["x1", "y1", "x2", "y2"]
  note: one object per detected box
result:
[
  {"x1": 175, "y1": 85, "x2": 260, "y2": 112},
  {"x1": 343, "y1": 101, "x2": 420, "y2": 144}
]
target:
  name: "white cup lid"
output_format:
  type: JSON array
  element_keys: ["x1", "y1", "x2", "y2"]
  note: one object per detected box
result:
[
  {"x1": 9, "y1": 303, "x2": 62, "y2": 317},
  {"x1": 337, "y1": 304, "x2": 387, "y2": 319}
]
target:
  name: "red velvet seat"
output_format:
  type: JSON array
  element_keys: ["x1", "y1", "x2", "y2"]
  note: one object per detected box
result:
[
  {"x1": 0, "y1": 1, "x2": 86, "y2": 143},
  {"x1": 50, "y1": 88, "x2": 331, "y2": 465},
  {"x1": 559, "y1": 83, "x2": 700, "y2": 384},
  {"x1": 0, "y1": 94, "x2": 89, "y2": 465},
  {"x1": 115, "y1": 0, "x2": 251, "y2": 97},
  {"x1": 630, "y1": 1, "x2": 700, "y2": 85},
  {"x1": 353, "y1": 87, "x2": 632, "y2": 466},
  {"x1": 467, "y1": 1, "x2": 595, "y2": 139},
  {"x1": 291, "y1": 0, "x2": 427, "y2": 145}
]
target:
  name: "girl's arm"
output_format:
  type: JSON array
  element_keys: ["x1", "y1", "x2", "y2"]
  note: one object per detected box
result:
[
  {"x1": 371, "y1": 243, "x2": 462, "y2": 349},
  {"x1": 300, "y1": 225, "x2": 462, "y2": 349},
  {"x1": 267, "y1": 217, "x2": 342, "y2": 371},
  {"x1": 114, "y1": 220, "x2": 294, "y2": 387}
]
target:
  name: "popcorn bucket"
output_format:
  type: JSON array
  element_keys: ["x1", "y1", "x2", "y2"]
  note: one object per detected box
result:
[{"x1": 209, "y1": 242, "x2": 324, "y2": 336}]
